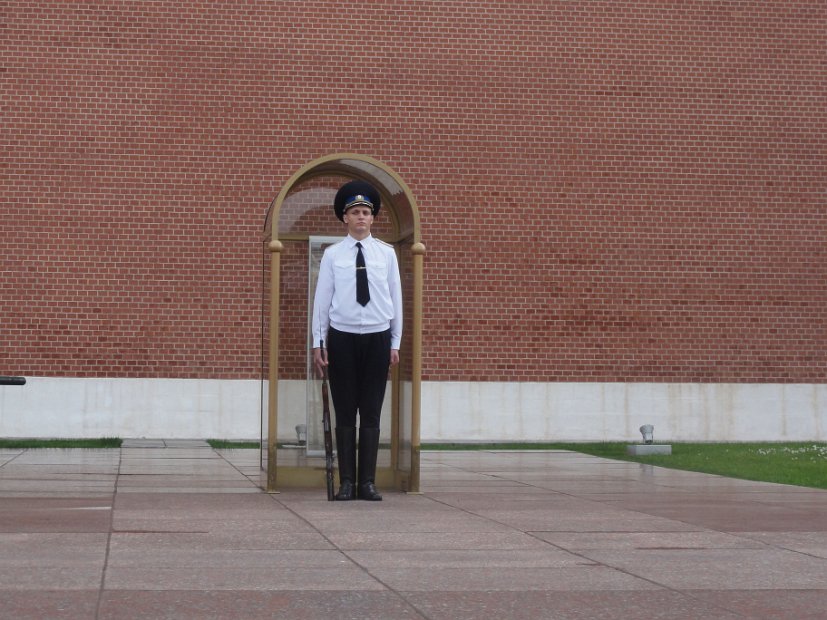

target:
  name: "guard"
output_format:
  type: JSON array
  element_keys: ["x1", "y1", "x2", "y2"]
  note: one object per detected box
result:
[{"x1": 311, "y1": 180, "x2": 403, "y2": 501}]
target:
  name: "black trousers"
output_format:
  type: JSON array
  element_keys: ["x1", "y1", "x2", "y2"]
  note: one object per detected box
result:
[{"x1": 327, "y1": 327, "x2": 391, "y2": 429}]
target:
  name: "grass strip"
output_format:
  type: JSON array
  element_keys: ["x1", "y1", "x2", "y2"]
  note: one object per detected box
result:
[{"x1": 207, "y1": 439, "x2": 261, "y2": 450}]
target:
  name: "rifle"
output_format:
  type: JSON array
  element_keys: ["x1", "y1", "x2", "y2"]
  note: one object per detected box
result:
[{"x1": 320, "y1": 341, "x2": 335, "y2": 501}]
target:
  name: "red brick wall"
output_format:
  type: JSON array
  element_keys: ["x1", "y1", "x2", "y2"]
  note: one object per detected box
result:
[{"x1": 3, "y1": 1, "x2": 825, "y2": 382}]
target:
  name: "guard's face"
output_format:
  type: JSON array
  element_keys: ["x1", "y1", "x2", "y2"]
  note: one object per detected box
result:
[{"x1": 343, "y1": 206, "x2": 374, "y2": 237}]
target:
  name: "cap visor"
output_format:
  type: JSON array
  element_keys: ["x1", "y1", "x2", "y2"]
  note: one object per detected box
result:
[{"x1": 345, "y1": 200, "x2": 372, "y2": 209}]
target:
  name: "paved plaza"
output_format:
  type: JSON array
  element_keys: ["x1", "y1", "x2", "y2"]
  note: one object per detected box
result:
[{"x1": 1, "y1": 440, "x2": 826, "y2": 619}]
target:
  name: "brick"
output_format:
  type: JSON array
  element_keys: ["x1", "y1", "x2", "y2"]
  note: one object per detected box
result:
[{"x1": 2, "y1": 1, "x2": 825, "y2": 383}]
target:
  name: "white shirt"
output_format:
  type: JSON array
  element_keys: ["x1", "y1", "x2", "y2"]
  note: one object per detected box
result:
[{"x1": 312, "y1": 234, "x2": 403, "y2": 350}]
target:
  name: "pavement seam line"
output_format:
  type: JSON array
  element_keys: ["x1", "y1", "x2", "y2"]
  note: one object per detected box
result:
[
  {"x1": 94, "y1": 446, "x2": 121, "y2": 619},
  {"x1": 266, "y1": 493, "x2": 432, "y2": 619}
]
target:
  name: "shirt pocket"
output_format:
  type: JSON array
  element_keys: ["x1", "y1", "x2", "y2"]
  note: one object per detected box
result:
[
  {"x1": 333, "y1": 258, "x2": 356, "y2": 287},
  {"x1": 365, "y1": 258, "x2": 388, "y2": 284}
]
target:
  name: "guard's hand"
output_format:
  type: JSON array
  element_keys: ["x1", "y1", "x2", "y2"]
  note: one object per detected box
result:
[
  {"x1": 313, "y1": 347, "x2": 328, "y2": 378},
  {"x1": 390, "y1": 349, "x2": 400, "y2": 367}
]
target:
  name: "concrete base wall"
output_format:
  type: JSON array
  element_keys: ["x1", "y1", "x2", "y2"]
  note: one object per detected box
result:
[
  {"x1": 0, "y1": 377, "x2": 265, "y2": 440},
  {"x1": 1, "y1": 377, "x2": 824, "y2": 442},
  {"x1": 421, "y1": 382, "x2": 827, "y2": 443}
]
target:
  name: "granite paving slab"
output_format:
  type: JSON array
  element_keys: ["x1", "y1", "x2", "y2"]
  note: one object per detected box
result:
[
  {"x1": 580, "y1": 547, "x2": 827, "y2": 590},
  {"x1": 97, "y1": 590, "x2": 424, "y2": 620},
  {"x1": 0, "y1": 566, "x2": 105, "y2": 590},
  {"x1": 103, "y1": 566, "x2": 386, "y2": 591},
  {"x1": 0, "y1": 499, "x2": 113, "y2": 533},
  {"x1": 346, "y1": 547, "x2": 591, "y2": 569},
  {"x1": 109, "y1": 530, "x2": 334, "y2": 551},
  {"x1": 692, "y1": 590, "x2": 827, "y2": 620},
  {"x1": 328, "y1": 530, "x2": 543, "y2": 551},
  {"x1": 0, "y1": 533, "x2": 109, "y2": 566},
  {"x1": 0, "y1": 444, "x2": 825, "y2": 619},
  {"x1": 370, "y1": 565, "x2": 660, "y2": 592},
  {"x1": 105, "y1": 548, "x2": 351, "y2": 569},
  {"x1": 1, "y1": 591, "x2": 99, "y2": 618},
  {"x1": 402, "y1": 590, "x2": 747, "y2": 620},
  {"x1": 741, "y1": 530, "x2": 827, "y2": 559},
  {"x1": 533, "y1": 530, "x2": 766, "y2": 551}
]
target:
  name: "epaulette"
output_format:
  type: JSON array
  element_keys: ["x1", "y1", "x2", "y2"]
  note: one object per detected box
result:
[{"x1": 375, "y1": 238, "x2": 393, "y2": 248}]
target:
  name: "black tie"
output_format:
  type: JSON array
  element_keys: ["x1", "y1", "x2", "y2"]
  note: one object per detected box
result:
[{"x1": 355, "y1": 242, "x2": 370, "y2": 306}]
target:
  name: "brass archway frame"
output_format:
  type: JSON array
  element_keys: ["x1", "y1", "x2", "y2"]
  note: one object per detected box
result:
[{"x1": 265, "y1": 153, "x2": 425, "y2": 494}]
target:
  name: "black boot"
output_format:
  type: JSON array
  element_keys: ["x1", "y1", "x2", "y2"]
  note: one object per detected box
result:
[
  {"x1": 334, "y1": 427, "x2": 356, "y2": 501},
  {"x1": 357, "y1": 427, "x2": 383, "y2": 501}
]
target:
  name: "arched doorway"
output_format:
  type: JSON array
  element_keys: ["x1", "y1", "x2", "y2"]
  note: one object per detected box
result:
[{"x1": 261, "y1": 154, "x2": 425, "y2": 493}]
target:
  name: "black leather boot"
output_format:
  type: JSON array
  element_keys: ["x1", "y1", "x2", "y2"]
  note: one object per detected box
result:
[
  {"x1": 334, "y1": 427, "x2": 356, "y2": 501},
  {"x1": 357, "y1": 427, "x2": 383, "y2": 501}
]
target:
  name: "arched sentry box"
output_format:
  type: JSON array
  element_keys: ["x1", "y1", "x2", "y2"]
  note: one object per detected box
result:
[{"x1": 261, "y1": 154, "x2": 425, "y2": 494}]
